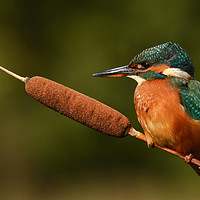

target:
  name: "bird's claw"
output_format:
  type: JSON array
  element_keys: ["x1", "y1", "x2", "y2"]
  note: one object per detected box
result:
[{"x1": 185, "y1": 153, "x2": 193, "y2": 164}]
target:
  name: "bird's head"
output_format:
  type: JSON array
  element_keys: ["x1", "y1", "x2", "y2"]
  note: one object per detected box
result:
[{"x1": 93, "y1": 41, "x2": 194, "y2": 84}]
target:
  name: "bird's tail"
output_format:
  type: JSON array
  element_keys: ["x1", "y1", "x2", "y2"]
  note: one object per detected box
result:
[{"x1": 190, "y1": 163, "x2": 200, "y2": 176}]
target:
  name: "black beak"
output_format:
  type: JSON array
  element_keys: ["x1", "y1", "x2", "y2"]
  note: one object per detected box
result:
[{"x1": 92, "y1": 65, "x2": 137, "y2": 77}]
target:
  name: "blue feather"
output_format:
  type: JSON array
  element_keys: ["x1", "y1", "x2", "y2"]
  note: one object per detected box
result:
[{"x1": 131, "y1": 41, "x2": 194, "y2": 77}]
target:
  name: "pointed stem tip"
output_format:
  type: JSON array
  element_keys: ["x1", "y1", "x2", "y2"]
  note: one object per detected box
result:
[{"x1": 0, "y1": 66, "x2": 28, "y2": 83}]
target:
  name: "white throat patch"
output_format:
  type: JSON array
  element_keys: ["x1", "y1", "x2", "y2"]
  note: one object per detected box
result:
[{"x1": 127, "y1": 75, "x2": 146, "y2": 85}]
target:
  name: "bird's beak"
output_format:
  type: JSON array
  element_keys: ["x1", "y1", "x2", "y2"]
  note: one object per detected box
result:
[{"x1": 92, "y1": 65, "x2": 137, "y2": 77}]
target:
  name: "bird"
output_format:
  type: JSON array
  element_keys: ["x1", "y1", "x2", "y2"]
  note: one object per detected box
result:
[{"x1": 93, "y1": 41, "x2": 200, "y2": 175}]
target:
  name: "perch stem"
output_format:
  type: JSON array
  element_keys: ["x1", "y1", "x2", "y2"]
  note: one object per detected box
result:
[
  {"x1": 128, "y1": 127, "x2": 200, "y2": 167},
  {"x1": 0, "y1": 66, "x2": 28, "y2": 83}
]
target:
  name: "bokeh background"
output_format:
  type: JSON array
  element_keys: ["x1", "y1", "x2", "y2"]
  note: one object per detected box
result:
[{"x1": 0, "y1": 0, "x2": 199, "y2": 199}]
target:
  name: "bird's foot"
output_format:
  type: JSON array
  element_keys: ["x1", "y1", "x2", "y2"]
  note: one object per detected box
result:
[
  {"x1": 146, "y1": 135, "x2": 155, "y2": 148},
  {"x1": 147, "y1": 142, "x2": 155, "y2": 148},
  {"x1": 185, "y1": 153, "x2": 193, "y2": 164}
]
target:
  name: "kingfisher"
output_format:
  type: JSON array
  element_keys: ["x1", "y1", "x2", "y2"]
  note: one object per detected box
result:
[{"x1": 93, "y1": 41, "x2": 200, "y2": 175}]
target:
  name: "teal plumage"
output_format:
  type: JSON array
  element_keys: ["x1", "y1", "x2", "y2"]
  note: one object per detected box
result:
[
  {"x1": 93, "y1": 41, "x2": 200, "y2": 175},
  {"x1": 166, "y1": 77, "x2": 200, "y2": 120},
  {"x1": 138, "y1": 70, "x2": 165, "y2": 80},
  {"x1": 131, "y1": 41, "x2": 195, "y2": 77},
  {"x1": 179, "y1": 80, "x2": 200, "y2": 120},
  {"x1": 132, "y1": 41, "x2": 200, "y2": 121}
]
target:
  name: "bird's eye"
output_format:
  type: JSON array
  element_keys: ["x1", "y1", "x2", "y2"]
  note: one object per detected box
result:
[
  {"x1": 139, "y1": 62, "x2": 150, "y2": 69},
  {"x1": 129, "y1": 62, "x2": 150, "y2": 69}
]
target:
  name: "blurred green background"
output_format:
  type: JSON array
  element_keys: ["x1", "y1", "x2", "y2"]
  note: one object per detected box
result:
[{"x1": 0, "y1": 0, "x2": 200, "y2": 199}]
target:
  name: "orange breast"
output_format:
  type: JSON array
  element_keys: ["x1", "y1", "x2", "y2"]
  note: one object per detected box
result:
[{"x1": 134, "y1": 78, "x2": 200, "y2": 158}]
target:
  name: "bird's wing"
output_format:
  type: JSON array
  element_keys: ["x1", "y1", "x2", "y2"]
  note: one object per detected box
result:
[{"x1": 179, "y1": 80, "x2": 200, "y2": 121}]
